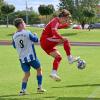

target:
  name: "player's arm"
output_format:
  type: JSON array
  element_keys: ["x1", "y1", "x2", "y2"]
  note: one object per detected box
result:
[
  {"x1": 51, "y1": 20, "x2": 69, "y2": 42},
  {"x1": 58, "y1": 16, "x2": 73, "y2": 29},
  {"x1": 58, "y1": 23, "x2": 70, "y2": 29},
  {"x1": 12, "y1": 40, "x2": 16, "y2": 48},
  {"x1": 29, "y1": 32, "x2": 39, "y2": 42},
  {"x1": 51, "y1": 20, "x2": 63, "y2": 39}
]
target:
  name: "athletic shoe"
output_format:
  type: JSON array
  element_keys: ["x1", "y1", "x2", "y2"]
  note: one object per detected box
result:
[
  {"x1": 37, "y1": 88, "x2": 46, "y2": 93},
  {"x1": 19, "y1": 90, "x2": 29, "y2": 96},
  {"x1": 50, "y1": 73, "x2": 61, "y2": 81},
  {"x1": 68, "y1": 56, "x2": 80, "y2": 64}
]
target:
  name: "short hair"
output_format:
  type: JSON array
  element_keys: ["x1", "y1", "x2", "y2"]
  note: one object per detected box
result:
[
  {"x1": 58, "y1": 9, "x2": 71, "y2": 18},
  {"x1": 14, "y1": 18, "x2": 23, "y2": 28}
]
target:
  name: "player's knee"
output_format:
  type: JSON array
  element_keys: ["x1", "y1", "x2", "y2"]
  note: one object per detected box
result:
[
  {"x1": 64, "y1": 39, "x2": 69, "y2": 44},
  {"x1": 56, "y1": 55, "x2": 62, "y2": 62},
  {"x1": 63, "y1": 40, "x2": 70, "y2": 49},
  {"x1": 37, "y1": 67, "x2": 42, "y2": 75},
  {"x1": 25, "y1": 72, "x2": 30, "y2": 78}
]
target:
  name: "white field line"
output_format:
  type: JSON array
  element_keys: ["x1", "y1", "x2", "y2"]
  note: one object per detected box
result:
[{"x1": 87, "y1": 87, "x2": 100, "y2": 100}]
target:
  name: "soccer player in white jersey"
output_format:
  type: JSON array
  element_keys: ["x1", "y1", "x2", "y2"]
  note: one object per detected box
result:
[{"x1": 12, "y1": 18, "x2": 46, "y2": 95}]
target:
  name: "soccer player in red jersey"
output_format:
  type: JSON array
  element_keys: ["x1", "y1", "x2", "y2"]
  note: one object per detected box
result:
[{"x1": 40, "y1": 9, "x2": 79, "y2": 81}]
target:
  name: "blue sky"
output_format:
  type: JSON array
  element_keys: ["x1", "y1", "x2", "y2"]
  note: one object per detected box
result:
[{"x1": 4, "y1": 0, "x2": 60, "y2": 12}]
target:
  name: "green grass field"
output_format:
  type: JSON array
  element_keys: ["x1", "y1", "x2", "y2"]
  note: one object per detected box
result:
[
  {"x1": 0, "y1": 26, "x2": 100, "y2": 42},
  {"x1": 0, "y1": 27, "x2": 100, "y2": 100}
]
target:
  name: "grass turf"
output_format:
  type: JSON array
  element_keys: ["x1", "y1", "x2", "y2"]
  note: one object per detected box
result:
[
  {"x1": 0, "y1": 45, "x2": 100, "y2": 100},
  {"x1": 0, "y1": 26, "x2": 100, "y2": 42},
  {"x1": 0, "y1": 27, "x2": 100, "y2": 100}
]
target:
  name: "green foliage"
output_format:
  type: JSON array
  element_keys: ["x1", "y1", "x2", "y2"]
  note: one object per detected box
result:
[
  {"x1": 1, "y1": 3, "x2": 15, "y2": 15},
  {"x1": 0, "y1": 0, "x2": 4, "y2": 8},
  {"x1": 0, "y1": 0, "x2": 4, "y2": 14},
  {"x1": 38, "y1": 4, "x2": 55, "y2": 23},
  {"x1": 10, "y1": 10, "x2": 40, "y2": 24},
  {"x1": 38, "y1": 5, "x2": 47, "y2": 15},
  {"x1": 0, "y1": 10, "x2": 40, "y2": 25},
  {"x1": 59, "y1": 0, "x2": 100, "y2": 29},
  {"x1": 83, "y1": 8, "x2": 96, "y2": 18},
  {"x1": 59, "y1": 0, "x2": 74, "y2": 13},
  {"x1": 38, "y1": 4, "x2": 55, "y2": 16},
  {"x1": 1, "y1": 3, "x2": 15, "y2": 27},
  {"x1": 0, "y1": 0, "x2": 3, "y2": 5}
]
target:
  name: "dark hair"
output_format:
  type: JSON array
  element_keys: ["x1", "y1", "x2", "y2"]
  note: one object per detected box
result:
[
  {"x1": 58, "y1": 9, "x2": 70, "y2": 18},
  {"x1": 14, "y1": 18, "x2": 23, "y2": 28}
]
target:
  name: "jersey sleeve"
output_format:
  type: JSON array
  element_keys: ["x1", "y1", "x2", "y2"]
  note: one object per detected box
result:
[
  {"x1": 51, "y1": 19, "x2": 63, "y2": 39},
  {"x1": 58, "y1": 23, "x2": 70, "y2": 29},
  {"x1": 29, "y1": 32, "x2": 38, "y2": 42}
]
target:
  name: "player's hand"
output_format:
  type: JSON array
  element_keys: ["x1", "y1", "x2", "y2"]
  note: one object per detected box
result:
[
  {"x1": 63, "y1": 37, "x2": 68, "y2": 41},
  {"x1": 60, "y1": 37, "x2": 68, "y2": 43}
]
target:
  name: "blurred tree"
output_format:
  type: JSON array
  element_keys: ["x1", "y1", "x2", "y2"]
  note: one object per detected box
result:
[
  {"x1": 59, "y1": 0, "x2": 99, "y2": 29},
  {"x1": 0, "y1": 0, "x2": 4, "y2": 15},
  {"x1": 1, "y1": 3, "x2": 15, "y2": 27},
  {"x1": 38, "y1": 4, "x2": 55, "y2": 23},
  {"x1": 8, "y1": 10, "x2": 40, "y2": 25}
]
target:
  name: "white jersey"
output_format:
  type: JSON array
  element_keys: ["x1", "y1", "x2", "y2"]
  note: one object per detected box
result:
[{"x1": 12, "y1": 29, "x2": 38, "y2": 63}]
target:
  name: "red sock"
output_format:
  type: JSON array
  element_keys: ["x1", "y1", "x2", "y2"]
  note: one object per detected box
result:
[
  {"x1": 53, "y1": 55, "x2": 62, "y2": 70},
  {"x1": 63, "y1": 40, "x2": 71, "y2": 56}
]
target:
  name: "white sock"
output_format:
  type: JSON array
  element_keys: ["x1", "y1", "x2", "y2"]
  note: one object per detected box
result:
[
  {"x1": 67, "y1": 55, "x2": 72, "y2": 60},
  {"x1": 38, "y1": 85, "x2": 42, "y2": 89},
  {"x1": 51, "y1": 70, "x2": 57, "y2": 75}
]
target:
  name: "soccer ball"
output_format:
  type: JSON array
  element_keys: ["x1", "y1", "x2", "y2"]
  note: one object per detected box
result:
[{"x1": 77, "y1": 59, "x2": 86, "y2": 69}]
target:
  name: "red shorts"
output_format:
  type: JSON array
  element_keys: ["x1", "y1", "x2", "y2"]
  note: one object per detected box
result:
[{"x1": 40, "y1": 37, "x2": 60, "y2": 55}]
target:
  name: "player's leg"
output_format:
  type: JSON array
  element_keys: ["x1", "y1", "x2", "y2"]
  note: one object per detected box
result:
[
  {"x1": 36, "y1": 67, "x2": 46, "y2": 92},
  {"x1": 63, "y1": 40, "x2": 80, "y2": 63},
  {"x1": 21, "y1": 72, "x2": 30, "y2": 91},
  {"x1": 44, "y1": 37, "x2": 79, "y2": 64},
  {"x1": 57, "y1": 39, "x2": 79, "y2": 64},
  {"x1": 49, "y1": 50, "x2": 62, "y2": 81},
  {"x1": 19, "y1": 62, "x2": 30, "y2": 96},
  {"x1": 30, "y1": 59, "x2": 46, "y2": 92},
  {"x1": 40, "y1": 39, "x2": 62, "y2": 81}
]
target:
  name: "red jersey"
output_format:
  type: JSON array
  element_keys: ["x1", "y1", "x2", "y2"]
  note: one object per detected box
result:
[
  {"x1": 40, "y1": 17, "x2": 70, "y2": 54},
  {"x1": 41, "y1": 17, "x2": 70, "y2": 39}
]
